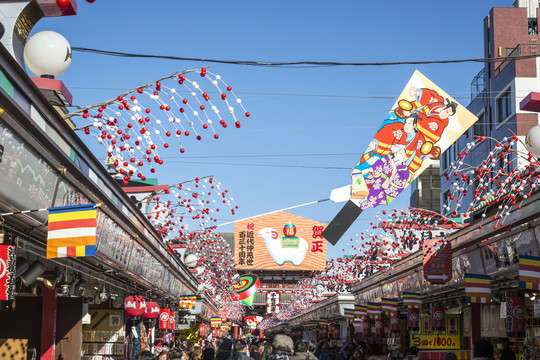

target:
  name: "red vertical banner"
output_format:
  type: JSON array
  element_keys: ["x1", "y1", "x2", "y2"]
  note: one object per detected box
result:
[
  {"x1": 506, "y1": 295, "x2": 525, "y2": 335},
  {"x1": 390, "y1": 314, "x2": 399, "y2": 332},
  {"x1": 169, "y1": 311, "x2": 175, "y2": 330},
  {"x1": 433, "y1": 306, "x2": 445, "y2": 331},
  {"x1": 212, "y1": 328, "x2": 217, "y2": 337},
  {"x1": 374, "y1": 318, "x2": 383, "y2": 337},
  {"x1": 362, "y1": 319, "x2": 370, "y2": 337},
  {"x1": 319, "y1": 326, "x2": 328, "y2": 339},
  {"x1": 0, "y1": 245, "x2": 16, "y2": 301},
  {"x1": 160, "y1": 308, "x2": 170, "y2": 329},
  {"x1": 408, "y1": 309, "x2": 420, "y2": 331},
  {"x1": 199, "y1": 323, "x2": 205, "y2": 336}
]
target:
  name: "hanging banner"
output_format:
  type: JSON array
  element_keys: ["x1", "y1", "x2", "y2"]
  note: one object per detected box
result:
[
  {"x1": 506, "y1": 294, "x2": 525, "y2": 335},
  {"x1": 323, "y1": 70, "x2": 479, "y2": 244},
  {"x1": 362, "y1": 319, "x2": 371, "y2": 337},
  {"x1": 199, "y1": 323, "x2": 205, "y2": 336},
  {"x1": 266, "y1": 291, "x2": 280, "y2": 314},
  {"x1": 408, "y1": 308, "x2": 420, "y2": 331},
  {"x1": 0, "y1": 244, "x2": 16, "y2": 301},
  {"x1": 159, "y1": 308, "x2": 170, "y2": 330},
  {"x1": 390, "y1": 314, "x2": 400, "y2": 332},
  {"x1": 374, "y1": 318, "x2": 383, "y2": 337},
  {"x1": 433, "y1": 306, "x2": 445, "y2": 331},
  {"x1": 169, "y1": 311, "x2": 175, "y2": 331},
  {"x1": 234, "y1": 212, "x2": 327, "y2": 271}
]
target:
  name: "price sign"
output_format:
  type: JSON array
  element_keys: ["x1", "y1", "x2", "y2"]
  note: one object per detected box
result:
[{"x1": 410, "y1": 315, "x2": 460, "y2": 350}]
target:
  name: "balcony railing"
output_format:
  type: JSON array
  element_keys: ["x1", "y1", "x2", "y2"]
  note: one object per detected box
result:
[
  {"x1": 495, "y1": 43, "x2": 540, "y2": 76},
  {"x1": 471, "y1": 67, "x2": 485, "y2": 101}
]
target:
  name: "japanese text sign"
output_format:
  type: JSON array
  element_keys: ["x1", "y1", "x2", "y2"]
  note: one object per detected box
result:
[{"x1": 234, "y1": 211, "x2": 327, "y2": 270}]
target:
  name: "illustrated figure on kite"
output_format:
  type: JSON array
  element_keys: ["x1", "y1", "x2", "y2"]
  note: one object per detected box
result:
[
  {"x1": 322, "y1": 70, "x2": 478, "y2": 245},
  {"x1": 350, "y1": 86, "x2": 458, "y2": 201}
]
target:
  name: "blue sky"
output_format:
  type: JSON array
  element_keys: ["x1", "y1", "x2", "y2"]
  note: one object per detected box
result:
[{"x1": 31, "y1": 0, "x2": 514, "y2": 259}]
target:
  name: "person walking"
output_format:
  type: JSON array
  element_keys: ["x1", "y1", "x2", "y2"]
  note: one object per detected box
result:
[{"x1": 231, "y1": 340, "x2": 255, "y2": 360}]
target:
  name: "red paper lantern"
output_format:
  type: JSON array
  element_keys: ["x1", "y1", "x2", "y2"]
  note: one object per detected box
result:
[
  {"x1": 56, "y1": 0, "x2": 70, "y2": 7},
  {"x1": 143, "y1": 301, "x2": 160, "y2": 319},
  {"x1": 124, "y1": 295, "x2": 147, "y2": 317}
]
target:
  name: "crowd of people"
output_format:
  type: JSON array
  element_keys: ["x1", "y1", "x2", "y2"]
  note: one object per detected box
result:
[{"x1": 134, "y1": 335, "x2": 517, "y2": 360}]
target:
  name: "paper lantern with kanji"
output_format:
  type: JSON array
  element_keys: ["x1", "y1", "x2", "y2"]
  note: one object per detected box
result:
[
  {"x1": 124, "y1": 295, "x2": 147, "y2": 317},
  {"x1": 143, "y1": 301, "x2": 160, "y2": 319}
]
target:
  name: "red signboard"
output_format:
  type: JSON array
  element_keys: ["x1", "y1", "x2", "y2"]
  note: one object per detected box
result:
[
  {"x1": 0, "y1": 245, "x2": 16, "y2": 301},
  {"x1": 423, "y1": 240, "x2": 452, "y2": 284},
  {"x1": 160, "y1": 308, "x2": 170, "y2": 329}
]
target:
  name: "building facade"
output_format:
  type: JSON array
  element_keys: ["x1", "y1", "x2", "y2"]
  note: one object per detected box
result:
[{"x1": 440, "y1": 2, "x2": 540, "y2": 216}]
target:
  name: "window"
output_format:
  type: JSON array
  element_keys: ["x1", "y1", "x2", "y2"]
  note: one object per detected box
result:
[
  {"x1": 473, "y1": 113, "x2": 486, "y2": 139},
  {"x1": 497, "y1": 88, "x2": 512, "y2": 123}
]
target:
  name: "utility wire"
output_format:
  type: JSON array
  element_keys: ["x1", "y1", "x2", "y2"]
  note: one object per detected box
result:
[{"x1": 72, "y1": 47, "x2": 540, "y2": 67}]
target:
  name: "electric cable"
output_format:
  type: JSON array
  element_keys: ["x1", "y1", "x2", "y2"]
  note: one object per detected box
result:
[{"x1": 72, "y1": 46, "x2": 540, "y2": 67}]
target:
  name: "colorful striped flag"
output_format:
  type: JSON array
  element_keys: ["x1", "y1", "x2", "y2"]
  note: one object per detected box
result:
[
  {"x1": 402, "y1": 292, "x2": 422, "y2": 309},
  {"x1": 343, "y1": 308, "x2": 355, "y2": 319},
  {"x1": 382, "y1": 298, "x2": 398, "y2": 315},
  {"x1": 465, "y1": 273, "x2": 491, "y2": 303},
  {"x1": 211, "y1": 316, "x2": 222, "y2": 327},
  {"x1": 519, "y1": 255, "x2": 540, "y2": 290},
  {"x1": 179, "y1": 295, "x2": 197, "y2": 309},
  {"x1": 355, "y1": 304, "x2": 367, "y2": 319},
  {"x1": 367, "y1": 302, "x2": 382, "y2": 318},
  {"x1": 319, "y1": 317, "x2": 328, "y2": 326},
  {"x1": 47, "y1": 203, "x2": 99, "y2": 259}
]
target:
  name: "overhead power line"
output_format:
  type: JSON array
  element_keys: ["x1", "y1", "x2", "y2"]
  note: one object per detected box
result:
[{"x1": 72, "y1": 47, "x2": 540, "y2": 67}]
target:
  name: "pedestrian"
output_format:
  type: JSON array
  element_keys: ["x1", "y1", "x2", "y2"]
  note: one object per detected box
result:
[
  {"x1": 308, "y1": 341, "x2": 317, "y2": 356},
  {"x1": 473, "y1": 339, "x2": 494, "y2": 360},
  {"x1": 251, "y1": 343, "x2": 262, "y2": 360},
  {"x1": 202, "y1": 342, "x2": 215, "y2": 360},
  {"x1": 269, "y1": 334, "x2": 295, "y2": 360},
  {"x1": 170, "y1": 348, "x2": 183, "y2": 360},
  {"x1": 444, "y1": 353, "x2": 457, "y2": 360},
  {"x1": 191, "y1": 346, "x2": 203, "y2": 360},
  {"x1": 158, "y1": 350, "x2": 170, "y2": 360},
  {"x1": 137, "y1": 350, "x2": 157, "y2": 360},
  {"x1": 231, "y1": 339, "x2": 255, "y2": 360},
  {"x1": 291, "y1": 340, "x2": 317, "y2": 360},
  {"x1": 350, "y1": 348, "x2": 364, "y2": 360},
  {"x1": 402, "y1": 347, "x2": 419, "y2": 360},
  {"x1": 215, "y1": 338, "x2": 233, "y2": 360}
]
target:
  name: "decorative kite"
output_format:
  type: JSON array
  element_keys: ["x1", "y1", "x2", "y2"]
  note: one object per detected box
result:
[
  {"x1": 323, "y1": 70, "x2": 478, "y2": 244},
  {"x1": 232, "y1": 275, "x2": 260, "y2": 306}
]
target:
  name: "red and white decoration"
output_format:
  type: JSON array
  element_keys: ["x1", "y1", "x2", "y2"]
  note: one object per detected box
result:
[
  {"x1": 124, "y1": 295, "x2": 147, "y2": 317},
  {"x1": 71, "y1": 69, "x2": 250, "y2": 183},
  {"x1": 266, "y1": 291, "x2": 280, "y2": 314},
  {"x1": 159, "y1": 308, "x2": 170, "y2": 329},
  {"x1": 143, "y1": 301, "x2": 160, "y2": 319},
  {"x1": 0, "y1": 244, "x2": 16, "y2": 301}
]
